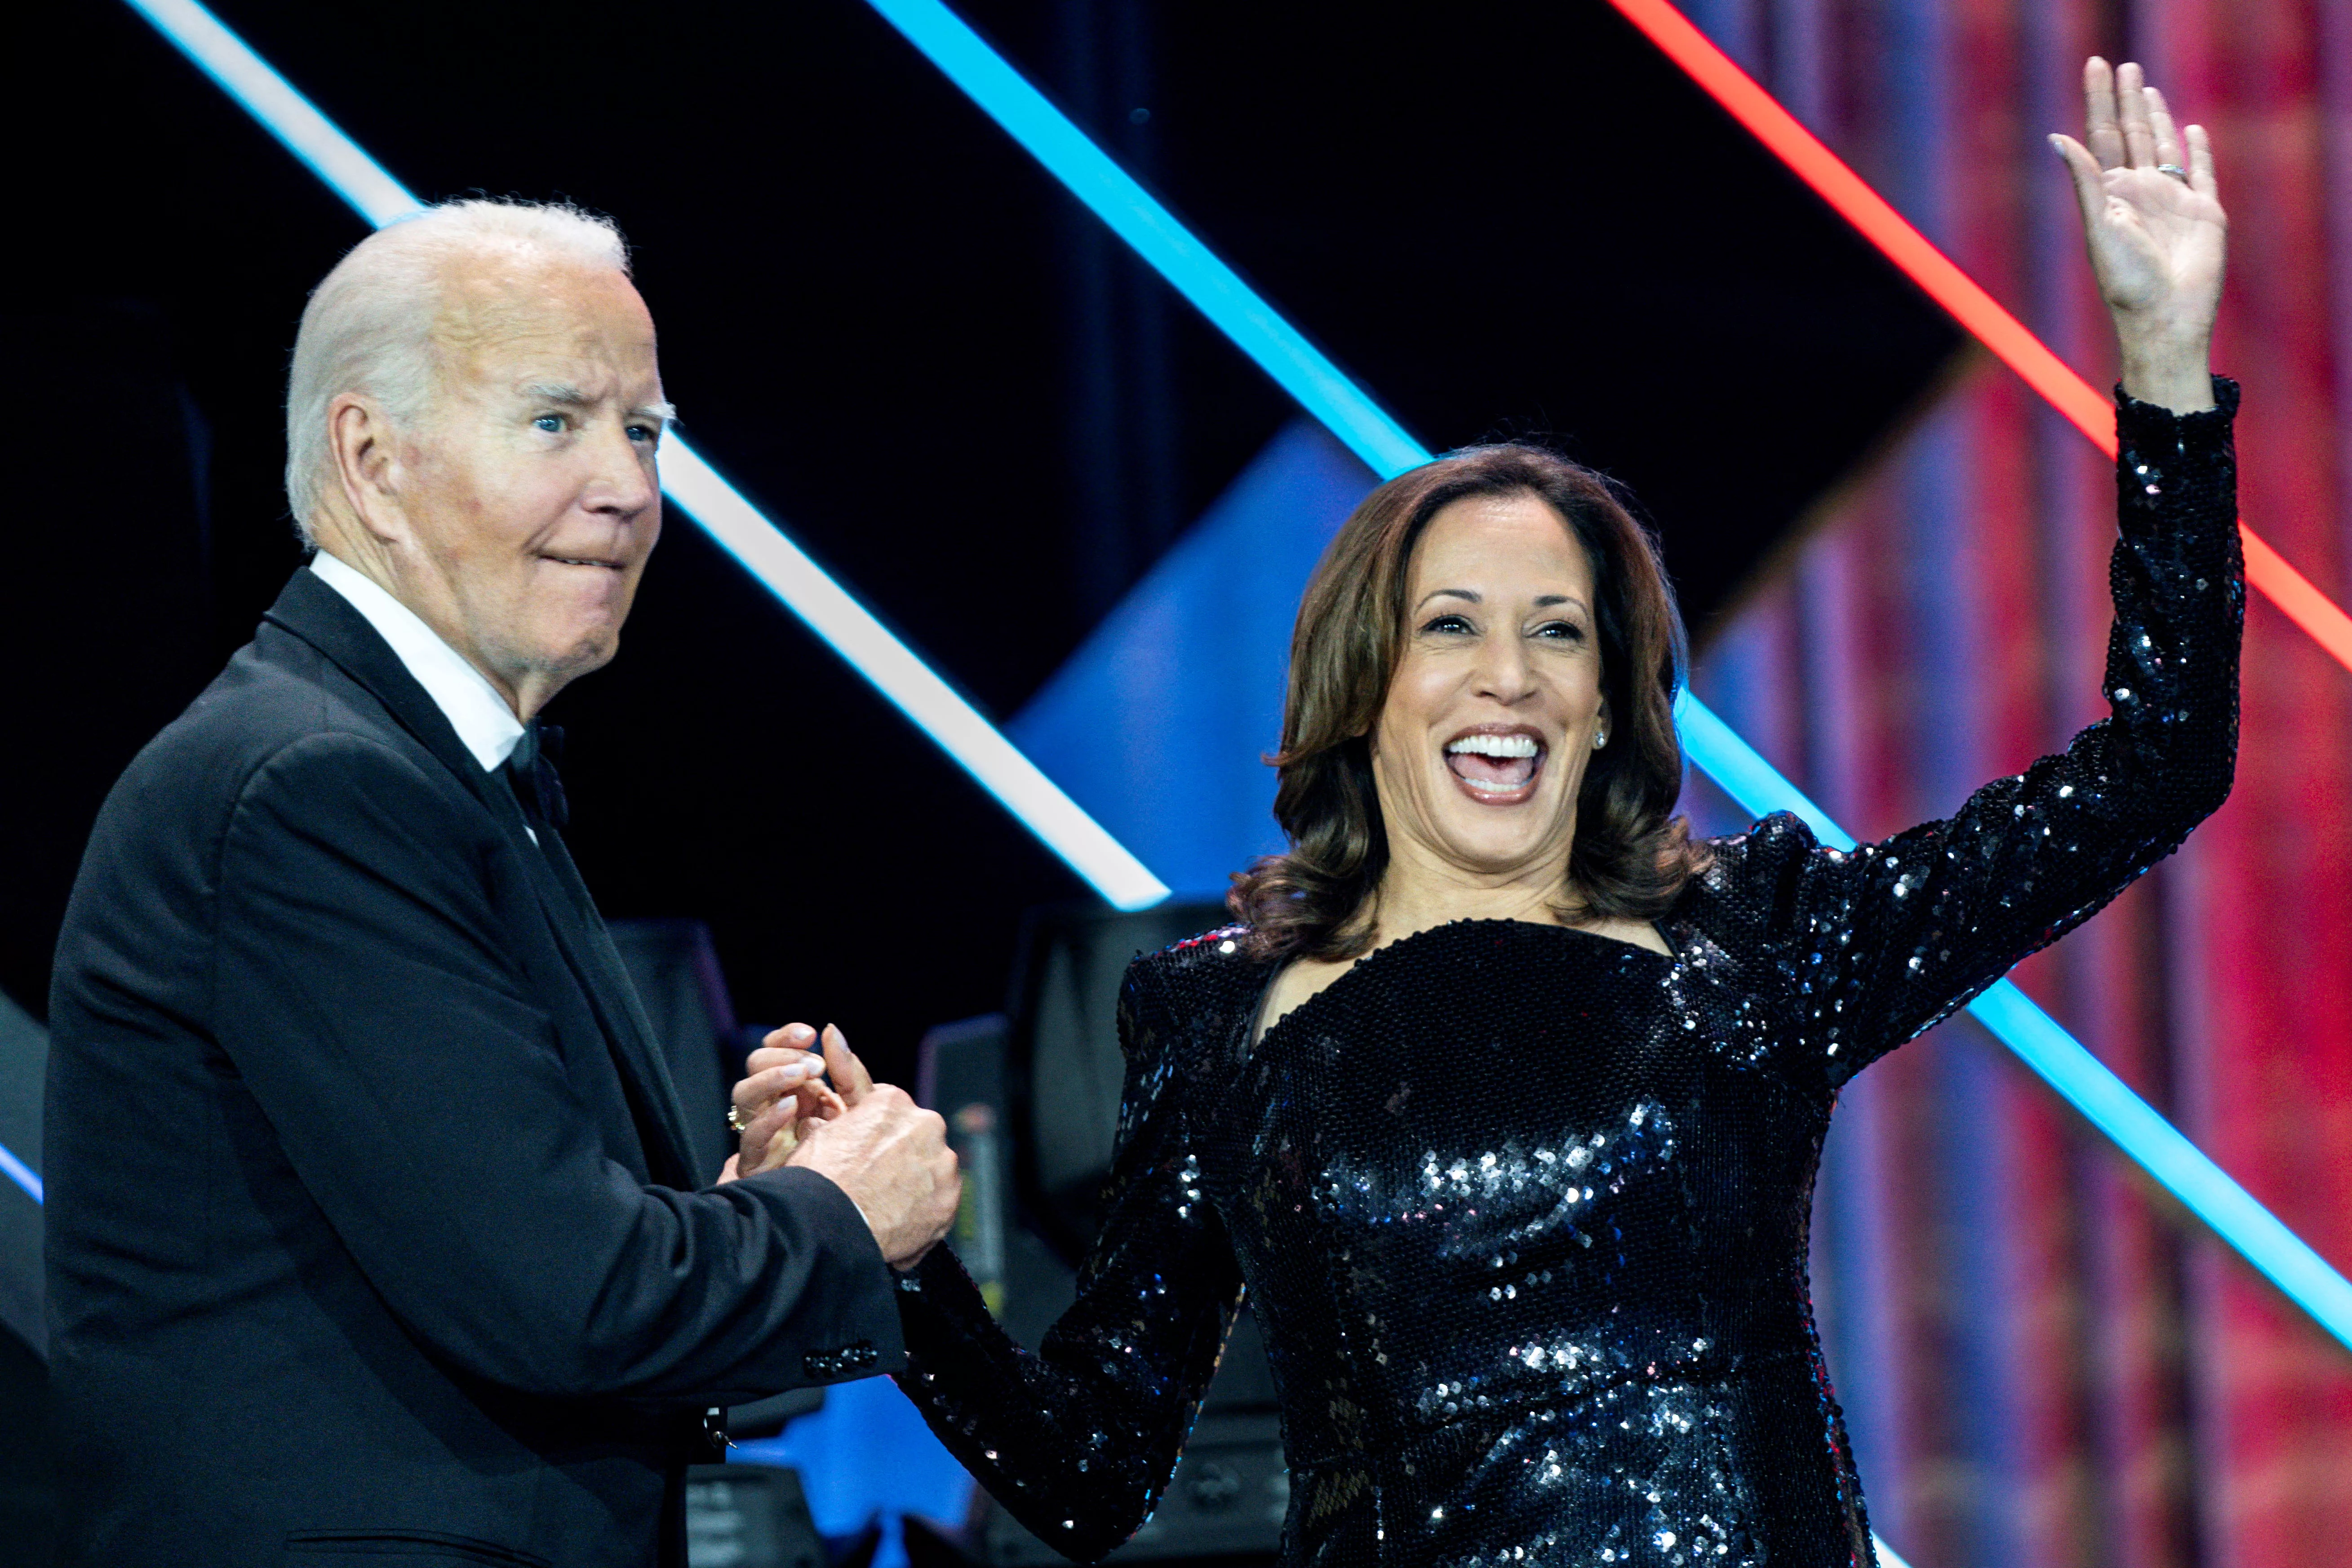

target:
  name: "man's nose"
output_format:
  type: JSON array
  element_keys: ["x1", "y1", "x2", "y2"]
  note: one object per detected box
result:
[{"x1": 585, "y1": 422, "x2": 659, "y2": 517}]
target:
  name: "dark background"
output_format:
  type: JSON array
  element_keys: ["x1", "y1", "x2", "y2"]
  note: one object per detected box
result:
[{"x1": 2, "y1": 0, "x2": 1960, "y2": 1083}]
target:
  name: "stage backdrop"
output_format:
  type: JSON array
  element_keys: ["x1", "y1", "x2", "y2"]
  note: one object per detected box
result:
[{"x1": 1678, "y1": 1, "x2": 2352, "y2": 1566}]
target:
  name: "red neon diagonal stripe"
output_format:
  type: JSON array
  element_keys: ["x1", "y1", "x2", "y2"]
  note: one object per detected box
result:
[{"x1": 1606, "y1": 0, "x2": 2352, "y2": 675}]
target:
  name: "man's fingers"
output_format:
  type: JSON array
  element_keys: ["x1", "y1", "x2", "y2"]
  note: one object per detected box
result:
[
  {"x1": 786, "y1": 1091, "x2": 966, "y2": 1269},
  {"x1": 823, "y1": 1024, "x2": 875, "y2": 1104}
]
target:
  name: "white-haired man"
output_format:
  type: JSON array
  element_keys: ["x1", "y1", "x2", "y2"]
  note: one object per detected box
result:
[{"x1": 45, "y1": 200, "x2": 960, "y2": 1565}]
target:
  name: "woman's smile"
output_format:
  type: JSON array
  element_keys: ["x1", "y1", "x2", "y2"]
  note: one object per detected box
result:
[
  {"x1": 1368, "y1": 489, "x2": 1607, "y2": 881},
  {"x1": 1443, "y1": 723, "x2": 1549, "y2": 804}
]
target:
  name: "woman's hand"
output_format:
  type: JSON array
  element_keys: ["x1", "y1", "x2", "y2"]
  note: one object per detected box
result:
[
  {"x1": 717, "y1": 1024, "x2": 962, "y2": 1270},
  {"x1": 716, "y1": 1023, "x2": 846, "y2": 1183},
  {"x1": 2050, "y1": 58, "x2": 2226, "y2": 413}
]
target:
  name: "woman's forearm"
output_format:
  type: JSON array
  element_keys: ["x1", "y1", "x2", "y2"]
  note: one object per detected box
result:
[{"x1": 2117, "y1": 325, "x2": 2216, "y2": 413}]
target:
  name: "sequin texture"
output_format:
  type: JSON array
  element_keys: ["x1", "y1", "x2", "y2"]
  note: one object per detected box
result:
[{"x1": 892, "y1": 384, "x2": 2241, "y2": 1567}]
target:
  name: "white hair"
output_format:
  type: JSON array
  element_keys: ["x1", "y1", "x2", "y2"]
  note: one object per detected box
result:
[{"x1": 284, "y1": 199, "x2": 630, "y2": 540}]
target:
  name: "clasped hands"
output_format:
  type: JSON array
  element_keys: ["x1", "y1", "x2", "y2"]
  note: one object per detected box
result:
[{"x1": 718, "y1": 1022, "x2": 961, "y2": 1272}]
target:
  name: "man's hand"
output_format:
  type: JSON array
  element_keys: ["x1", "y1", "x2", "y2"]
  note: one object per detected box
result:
[
  {"x1": 719, "y1": 1024, "x2": 960, "y2": 1272},
  {"x1": 721, "y1": 1024, "x2": 843, "y2": 1180}
]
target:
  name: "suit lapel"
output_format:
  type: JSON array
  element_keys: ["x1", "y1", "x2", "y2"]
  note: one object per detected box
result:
[
  {"x1": 262, "y1": 568, "x2": 707, "y2": 1189},
  {"x1": 264, "y1": 568, "x2": 487, "y2": 790},
  {"x1": 506, "y1": 787, "x2": 706, "y2": 1187}
]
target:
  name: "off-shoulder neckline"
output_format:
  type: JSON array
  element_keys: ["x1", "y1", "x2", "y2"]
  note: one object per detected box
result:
[{"x1": 1247, "y1": 916, "x2": 1677, "y2": 1051}]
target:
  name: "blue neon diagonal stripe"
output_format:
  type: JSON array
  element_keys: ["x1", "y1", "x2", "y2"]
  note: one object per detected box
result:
[
  {"x1": 117, "y1": 0, "x2": 1167, "y2": 913},
  {"x1": 121, "y1": 0, "x2": 423, "y2": 227},
  {"x1": 861, "y1": 0, "x2": 1424, "y2": 481},
  {"x1": 865, "y1": 0, "x2": 2352, "y2": 1355},
  {"x1": 0, "y1": 1142, "x2": 40, "y2": 1205},
  {"x1": 860, "y1": 0, "x2": 1426, "y2": 481}
]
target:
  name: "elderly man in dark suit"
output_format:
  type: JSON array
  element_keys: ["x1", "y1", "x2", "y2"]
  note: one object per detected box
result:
[{"x1": 44, "y1": 199, "x2": 959, "y2": 1566}]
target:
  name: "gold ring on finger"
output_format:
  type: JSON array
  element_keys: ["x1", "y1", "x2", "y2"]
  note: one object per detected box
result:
[{"x1": 727, "y1": 1103, "x2": 750, "y2": 1133}]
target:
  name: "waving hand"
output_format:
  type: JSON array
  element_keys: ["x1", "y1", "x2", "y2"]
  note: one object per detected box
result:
[{"x1": 2050, "y1": 58, "x2": 2226, "y2": 413}]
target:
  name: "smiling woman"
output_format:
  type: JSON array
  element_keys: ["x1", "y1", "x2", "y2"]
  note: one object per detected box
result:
[
  {"x1": 821, "y1": 57, "x2": 2240, "y2": 1568},
  {"x1": 1229, "y1": 444, "x2": 1707, "y2": 963}
]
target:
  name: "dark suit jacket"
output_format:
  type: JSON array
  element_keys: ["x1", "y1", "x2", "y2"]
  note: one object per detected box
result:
[{"x1": 45, "y1": 569, "x2": 904, "y2": 1566}]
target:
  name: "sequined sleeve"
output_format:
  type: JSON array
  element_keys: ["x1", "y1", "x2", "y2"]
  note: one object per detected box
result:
[
  {"x1": 891, "y1": 959, "x2": 1248, "y2": 1562},
  {"x1": 1710, "y1": 379, "x2": 2241, "y2": 1090}
]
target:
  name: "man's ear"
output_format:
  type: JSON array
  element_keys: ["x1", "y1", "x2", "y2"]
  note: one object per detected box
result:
[{"x1": 328, "y1": 393, "x2": 407, "y2": 544}]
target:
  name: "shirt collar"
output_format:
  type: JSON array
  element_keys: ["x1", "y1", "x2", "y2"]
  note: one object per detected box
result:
[{"x1": 307, "y1": 551, "x2": 527, "y2": 773}]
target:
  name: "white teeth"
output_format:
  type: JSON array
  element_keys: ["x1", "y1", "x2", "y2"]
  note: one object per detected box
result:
[{"x1": 1446, "y1": 733, "x2": 1540, "y2": 759}]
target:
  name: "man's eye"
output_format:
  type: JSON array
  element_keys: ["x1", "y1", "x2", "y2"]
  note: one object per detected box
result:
[
  {"x1": 533, "y1": 414, "x2": 565, "y2": 434},
  {"x1": 627, "y1": 423, "x2": 658, "y2": 444}
]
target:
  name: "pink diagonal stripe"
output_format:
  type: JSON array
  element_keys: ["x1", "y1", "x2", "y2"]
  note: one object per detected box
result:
[{"x1": 1606, "y1": 0, "x2": 2352, "y2": 675}]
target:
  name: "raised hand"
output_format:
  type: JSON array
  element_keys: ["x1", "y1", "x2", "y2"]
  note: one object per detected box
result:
[{"x1": 2050, "y1": 58, "x2": 2226, "y2": 413}]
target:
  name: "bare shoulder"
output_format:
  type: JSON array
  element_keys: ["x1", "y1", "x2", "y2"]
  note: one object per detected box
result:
[{"x1": 1254, "y1": 953, "x2": 1358, "y2": 1044}]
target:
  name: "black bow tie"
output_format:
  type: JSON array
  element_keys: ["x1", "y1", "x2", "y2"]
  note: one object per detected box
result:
[{"x1": 506, "y1": 721, "x2": 569, "y2": 829}]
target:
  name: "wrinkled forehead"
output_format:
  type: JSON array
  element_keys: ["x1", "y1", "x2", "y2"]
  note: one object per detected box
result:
[{"x1": 431, "y1": 252, "x2": 661, "y2": 395}]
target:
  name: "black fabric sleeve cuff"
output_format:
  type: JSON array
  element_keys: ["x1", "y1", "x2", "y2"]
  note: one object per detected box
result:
[
  {"x1": 737, "y1": 1164, "x2": 908, "y2": 1379},
  {"x1": 2116, "y1": 373, "x2": 2239, "y2": 446},
  {"x1": 893, "y1": 1239, "x2": 974, "y2": 1298}
]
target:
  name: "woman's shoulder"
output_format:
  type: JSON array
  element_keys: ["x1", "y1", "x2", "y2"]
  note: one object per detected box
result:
[
  {"x1": 1695, "y1": 809, "x2": 1829, "y2": 872},
  {"x1": 1125, "y1": 921, "x2": 1269, "y2": 995},
  {"x1": 1676, "y1": 810, "x2": 1849, "y2": 933},
  {"x1": 1118, "y1": 923, "x2": 1274, "y2": 1057}
]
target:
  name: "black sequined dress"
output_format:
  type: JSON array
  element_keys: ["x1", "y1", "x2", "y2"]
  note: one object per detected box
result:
[{"x1": 894, "y1": 385, "x2": 2241, "y2": 1568}]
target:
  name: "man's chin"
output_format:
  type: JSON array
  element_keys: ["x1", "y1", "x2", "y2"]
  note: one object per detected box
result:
[
  {"x1": 494, "y1": 630, "x2": 623, "y2": 707},
  {"x1": 547, "y1": 634, "x2": 621, "y2": 682}
]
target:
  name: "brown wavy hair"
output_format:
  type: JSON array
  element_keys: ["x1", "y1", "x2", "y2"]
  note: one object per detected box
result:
[{"x1": 1228, "y1": 442, "x2": 1708, "y2": 961}]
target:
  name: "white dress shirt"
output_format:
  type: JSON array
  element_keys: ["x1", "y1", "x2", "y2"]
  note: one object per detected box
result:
[{"x1": 308, "y1": 551, "x2": 527, "y2": 774}]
